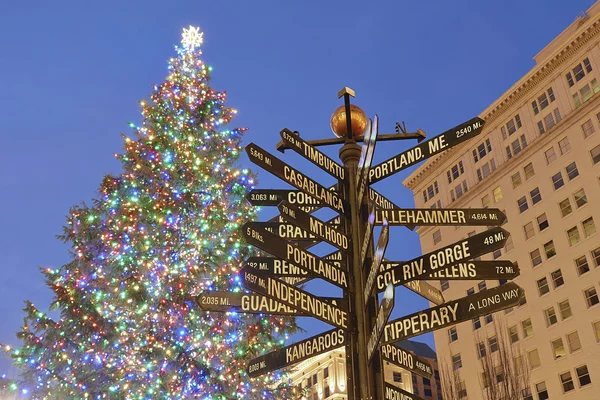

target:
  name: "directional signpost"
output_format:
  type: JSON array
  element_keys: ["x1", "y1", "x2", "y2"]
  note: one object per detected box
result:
[{"x1": 194, "y1": 89, "x2": 522, "y2": 400}]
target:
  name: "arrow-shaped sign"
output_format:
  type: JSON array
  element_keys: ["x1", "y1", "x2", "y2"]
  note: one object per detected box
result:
[
  {"x1": 384, "y1": 382, "x2": 425, "y2": 400},
  {"x1": 196, "y1": 292, "x2": 303, "y2": 316},
  {"x1": 367, "y1": 284, "x2": 394, "y2": 362},
  {"x1": 364, "y1": 218, "x2": 389, "y2": 303},
  {"x1": 402, "y1": 279, "x2": 445, "y2": 306},
  {"x1": 375, "y1": 208, "x2": 506, "y2": 226},
  {"x1": 359, "y1": 210, "x2": 376, "y2": 268},
  {"x1": 251, "y1": 222, "x2": 317, "y2": 241},
  {"x1": 380, "y1": 343, "x2": 433, "y2": 379},
  {"x1": 369, "y1": 117, "x2": 486, "y2": 184},
  {"x1": 357, "y1": 115, "x2": 378, "y2": 202}
]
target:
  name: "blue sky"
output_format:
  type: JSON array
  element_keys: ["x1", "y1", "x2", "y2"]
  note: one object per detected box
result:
[{"x1": 0, "y1": 0, "x2": 596, "y2": 376}]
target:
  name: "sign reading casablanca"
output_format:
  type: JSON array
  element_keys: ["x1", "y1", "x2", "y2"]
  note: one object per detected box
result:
[
  {"x1": 382, "y1": 282, "x2": 524, "y2": 343},
  {"x1": 380, "y1": 344, "x2": 433, "y2": 379},
  {"x1": 374, "y1": 208, "x2": 506, "y2": 226}
]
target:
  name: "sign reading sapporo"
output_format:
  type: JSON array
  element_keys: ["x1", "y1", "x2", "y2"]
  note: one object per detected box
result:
[
  {"x1": 247, "y1": 328, "x2": 346, "y2": 377},
  {"x1": 382, "y1": 282, "x2": 524, "y2": 343},
  {"x1": 369, "y1": 117, "x2": 486, "y2": 184},
  {"x1": 380, "y1": 344, "x2": 433, "y2": 379},
  {"x1": 375, "y1": 208, "x2": 506, "y2": 226},
  {"x1": 240, "y1": 267, "x2": 349, "y2": 330}
]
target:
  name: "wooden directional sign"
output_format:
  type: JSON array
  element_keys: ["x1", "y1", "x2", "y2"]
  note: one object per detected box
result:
[
  {"x1": 252, "y1": 222, "x2": 317, "y2": 241},
  {"x1": 360, "y1": 210, "x2": 376, "y2": 268},
  {"x1": 375, "y1": 208, "x2": 506, "y2": 226},
  {"x1": 247, "y1": 328, "x2": 346, "y2": 378},
  {"x1": 240, "y1": 267, "x2": 349, "y2": 330},
  {"x1": 379, "y1": 227, "x2": 509, "y2": 287},
  {"x1": 384, "y1": 382, "x2": 425, "y2": 400},
  {"x1": 402, "y1": 279, "x2": 445, "y2": 306},
  {"x1": 380, "y1": 343, "x2": 433, "y2": 379},
  {"x1": 243, "y1": 222, "x2": 348, "y2": 289},
  {"x1": 278, "y1": 201, "x2": 350, "y2": 251},
  {"x1": 246, "y1": 189, "x2": 324, "y2": 210},
  {"x1": 382, "y1": 282, "x2": 524, "y2": 343},
  {"x1": 246, "y1": 143, "x2": 349, "y2": 216},
  {"x1": 367, "y1": 284, "x2": 394, "y2": 362},
  {"x1": 428, "y1": 260, "x2": 520, "y2": 281},
  {"x1": 197, "y1": 292, "x2": 303, "y2": 316},
  {"x1": 369, "y1": 117, "x2": 486, "y2": 184},
  {"x1": 364, "y1": 218, "x2": 389, "y2": 302},
  {"x1": 280, "y1": 128, "x2": 346, "y2": 181},
  {"x1": 245, "y1": 257, "x2": 312, "y2": 277},
  {"x1": 357, "y1": 115, "x2": 378, "y2": 201}
]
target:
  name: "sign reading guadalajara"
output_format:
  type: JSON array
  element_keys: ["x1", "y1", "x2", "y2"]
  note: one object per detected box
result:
[
  {"x1": 380, "y1": 344, "x2": 433, "y2": 379},
  {"x1": 280, "y1": 128, "x2": 345, "y2": 181},
  {"x1": 196, "y1": 292, "x2": 302, "y2": 316},
  {"x1": 247, "y1": 328, "x2": 346, "y2": 378},
  {"x1": 374, "y1": 208, "x2": 506, "y2": 226},
  {"x1": 378, "y1": 227, "x2": 509, "y2": 287},
  {"x1": 382, "y1": 282, "x2": 524, "y2": 343},
  {"x1": 245, "y1": 143, "x2": 348, "y2": 215},
  {"x1": 369, "y1": 117, "x2": 486, "y2": 184},
  {"x1": 240, "y1": 267, "x2": 349, "y2": 330}
]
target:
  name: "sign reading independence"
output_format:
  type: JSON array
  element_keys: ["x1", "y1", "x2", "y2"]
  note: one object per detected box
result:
[
  {"x1": 246, "y1": 143, "x2": 348, "y2": 215},
  {"x1": 247, "y1": 328, "x2": 345, "y2": 378},
  {"x1": 384, "y1": 382, "x2": 426, "y2": 400},
  {"x1": 240, "y1": 267, "x2": 349, "y2": 330},
  {"x1": 367, "y1": 284, "x2": 394, "y2": 362},
  {"x1": 379, "y1": 227, "x2": 509, "y2": 287},
  {"x1": 382, "y1": 282, "x2": 524, "y2": 343},
  {"x1": 369, "y1": 117, "x2": 486, "y2": 184},
  {"x1": 380, "y1": 344, "x2": 433, "y2": 379},
  {"x1": 374, "y1": 208, "x2": 506, "y2": 226},
  {"x1": 243, "y1": 222, "x2": 348, "y2": 289},
  {"x1": 280, "y1": 128, "x2": 345, "y2": 181}
]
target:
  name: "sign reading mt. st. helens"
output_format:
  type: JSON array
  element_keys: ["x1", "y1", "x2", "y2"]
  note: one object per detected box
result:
[
  {"x1": 384, "y1": 383, "x2": 425, "y2": 400},
  {"x1": 280, "y1": 128, "x2": 345, "y2": 181},
  {"x1": 369, "y1": 117, "x2": 486, "y2": 184},
  {"x1": 382, "y1": 282, "x2": 524, "y2": 343},
  {"x1": 245, "y1": 143, "x2": 348, "y2": 215},
  {"x1": 379, "y1": 227, "x2": 509, "y2": 287},
  {"x1": 375, "y1": 208, "x2": 506, "y2": 226},
  {"x1": 380, "y1": 344, "x2": 433, "y2": 379}
]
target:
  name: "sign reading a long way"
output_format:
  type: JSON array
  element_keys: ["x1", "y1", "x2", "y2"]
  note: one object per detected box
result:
[
  {"x1": 246, "y1": 143, "x2": 348, "y2": 215},
  {"x1": 369, "y1": 117, "x2": 486, "y2": 184},
  {"x1": 382, "y1": 282, "x2": 524, "y2": 343},
  {"x1": 375, "y1": 208, "x2": 506, "y2": 226},
  {"x1": 380, "y1": 344, "x2": 433, "y2": 379},
  {"x1": 379, "y1": 227, "x2": 509, "y2": 287},
  {"x1": 240, "y1": 267, "x2": 349, "y2": 330}
]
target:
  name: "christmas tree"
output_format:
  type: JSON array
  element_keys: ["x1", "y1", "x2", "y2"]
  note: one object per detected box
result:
[{"x1": 2, "y1": 26, "x2": 298, "y2": 399}]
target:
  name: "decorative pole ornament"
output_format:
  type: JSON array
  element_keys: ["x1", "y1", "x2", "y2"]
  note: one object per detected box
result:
[
  {"x1": 330, "y1": 104, "x2": 368, "y2": 138},
  {"x1": 181, "y1": 26, "x2": 204, "y2": 51}
]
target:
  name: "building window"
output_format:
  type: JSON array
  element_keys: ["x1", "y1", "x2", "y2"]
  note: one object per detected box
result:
[
  {"x1": 524, "y1": 162, "x2": 535, "y2": 179},
  {"x1": 492, "y1": 249, "x2": 502, "y2": 259},
  {"x1": 452, "y1": 353, "x2": 462, "y2": 370},
  {"x1": 537, "y1": 213, "x2": 549, "y2": 231},
  {"x1": 544, "y1": 241, "x2": 556, "y2": 259},
  {"x1": 509, "y1": 325, "x2": 519, "y2": 343},
  {"x1": 568, "y1": 58, "x2": 593, "y2": 86},
  {"x1": 447, "y1": 161, "x2": 465, "y2": 183},
  {"x1": 501, "y1": 115, "x2": 522, "y2": 139},
  {"x1": 324, "y1": 367, "x2": 328, "y2": 379},
  {"x1": 559, "y1": 198, "x2": 572, "y2": 217},
  {"x1": 485, "y1": 314, "x2": 494, "y2": 324},
  {"x1": 477, "y1": 160, "x2": 496, "y2": 181},
  {"x1": 582, "y1": 119, "x2": 596, "y2": 138},
  {"x1": 473, "y1": 139, "x2": 492, "y2": 162},
  {"x1": 544, "y1": 147, "x2": 557, "y2": 165},
  {"x1": 325, "y1": 386, "x2": 330, "y2": 397},
  {"x1": 583, "y1": 217, "x2": 596, "y2": 237},
  {"x1": 537, "y1": 278, "x2": 550, "y2": 296},
  {"x1": 488, "y1": 336, "x2": 498, "y2": 352},
  {"x1": 518, "y1": 196, "x2": 529, "y2": 213},
  {"x1": 576, "y1": 365, "x2": 592, "y2": 387},
  {"x1": 552, "y1": 172, "x2": 564, "y2": 190},
  {"x1": 561, "y1": 371, "x2": 575, "y2": 393},
  {"x1": 448, "y1": 327, "x2": 458, "y2": 343},
  {"x1": 550, "y1": 269, "x2": 564, "y2": 287},
  {"x1": 591, "y1": 144, "x2": 600, "y2": 164},
  {"x1": 511, "y1": 172, "x2": 522, "y2": 188},
  {"x1": 552, "y1": 338, "x2": 566, "y2": 359},
  {"x1": 481, "y1": 194, "x2": 491, "y2": 208},
  {"x1": 493, "y1": 186, "x2": 503, "y2": 202},
  {"x1": 476, "y1": 342, "x2": 486, "y2": 359},
  {"x1": 530, "y1": 249, "x2": 542, "y2": 267},
  {"x1": 473, "y1": 317, "x2": 481, "y2": 330},
  {"x1": 559, "y1": 299, "x2": 572, "y2": 320},
  {"x1": 574, "y1": 188, "x2": 588, "y2": 208},
  {"x1": 584, "y1": 287, "x2": 599, "y2": 307},
  {"x1": 467, "y1": 287, "x2": 475, "y2": 296},
  {"x1": 536, "y1": 381, "x2": 549, "y2": 400},
  {"x1": 440, "y1": 279, "x2": 449, "y2": 291},
  {"x1": 558, "y1": 137, "x2": 571, "y2": 154},
  {"x1": 567, "y1": 226, "x2": 581, "y2": 246},
  {"x1": 504, "y1": 236, "x2": 514, "y2": 252},
  {"x1": 592, "y1": 247, "x2": 600, "y2": 267},
  {"x1": 522, "y1": 319, "x2": 533, "y2": 337},
  {"x1": 566, "y1": 162, "x2": 579, "y2": 180},
  {"x1": 528, "y1": 349, "x2": 541, "y2": 369},
  {"x1": 544, "y1": 307, "x2": 558, "y2": 326},
  {"x1": 393, "y1": 372, "x2": 402, "y2": 383},
  {"x1": 432, "y1": 229, "x2": 442, "y2": 245},
  {"x1": 575, "y1": 255, "x2": 590, "y2": 276},
  {"x1": 532, "y1": 88, "x2": 556, "y2": 115},
  {"x1": 593, "y1": 321, "x2": 600, "y2": 342},
  {"x1": 476, "y1": 281, "x2": 486, "y2": 292},
  {"x1": 567, "y1": 331, "x2": 582, "y2": 353},
  {"x1": 522, "y1": 388, "x2": 533, "y2": 400}
]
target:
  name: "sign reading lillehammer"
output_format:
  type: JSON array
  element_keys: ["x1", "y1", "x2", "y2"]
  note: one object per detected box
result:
[{"x1": 195, "y1": 88, "x2": 525, "y2": 400}]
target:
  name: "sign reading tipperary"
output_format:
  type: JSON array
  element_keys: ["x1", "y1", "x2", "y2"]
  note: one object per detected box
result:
[
  {"x1": 246, "y1": 143, "x2": 348, "y2": 216},
  {"x1": 427, "y1": 260, "x2": 520, "y2": 281},
  {"x1": 369, "y1": 117, "x2": 486, "y2": 184},
  {"x1": 240, "y1": 267, "x2": 349, "y2": 330},
  {"x1": 367, "y1": 284, "x2": 394, "y2": 362},
  {"x1": 280, "y1": 128, "x2": 346, "y2": 181},
  {"x1": 384, "y1": 382, "x2": 425, "y2": 400},
  {"x1": 380, "y1": 344, "x2": 433, "y2": 379},
  {"x1": 196, "y1": 292, "x2": 302, "y2": 316},
  {"x1": 357, "y1": 115, "x2": 378, "y2": 202},
  {"x1": 379, "y1": 227, "x2": 509, "y2": 287},
  {"x1": 247, "y1": 328, "x2": 346, "y2": 378},
  {"x1": 278, "y1": 201, "x2": 350, "y2": 251},
  {"x1": 364, "y1": 218, "x2": 389, "y2": 302},
  {"x1": 375, "y1": 208, "x2": 506, "y2": 226},
  {"x1": 243, "y1": 222, "x2": 348, "y2": 290},
  {"x1": 382, "y1": 282, "x2": 524, "y2": 343}
]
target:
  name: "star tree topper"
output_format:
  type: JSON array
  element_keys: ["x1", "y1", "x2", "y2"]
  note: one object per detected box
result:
[{"x1": 181, "y1": 26, "x2": 204, "y2": 51}]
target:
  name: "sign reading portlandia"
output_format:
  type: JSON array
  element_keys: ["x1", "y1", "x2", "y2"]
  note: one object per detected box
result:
[
  {"x1": 280, "y1": 128, "x2": 346, "y2": 181},
  {"x1": 369, "y1": 117, "x2": 486, "y2": 184},
  {"x1": 245, "y1": 143, "x2": 348, "y2": 215},
  {"x1": 367, "y1": 284, "x2": 394, "y2": 362},
  {"x1": 247, "y1": 328, "x2": 346, "y2": 378},
  {"x1": 402, "y1": 279, "x2": 445, "y2": 306},
  {"x1": 379, "y1": 227, "x2": 509, "y2": 287},
  {"x1": 427, "y1": 260, "x2": 520, "y2": 281},
  {"x1": 278, "y1": 201, "x2": 350, "y2": 251},
  {"x1": 382, "y1": 282, "x2": 524, "y2": 343},
  {"x1": 364, "y1": 218, "x2": 389, "y2": 302},
  {"x1": 196, "y1": 292, "x2": 302, "y2": 316},
  {"x1": 359, "y1": 210, "x2": 376, "y2": 268},
  {"x1": 380, "y1": 344, "x2": 433, "y2": 379},
  {"x1": 240, "y1": 267, "x2": 349, "y2": 330},
  {"x1": 374, "y1": 208, "x2": 506, "y2": 226},
  {"x1": 243, "y1": 222, "x2": 348, "y2": 290},
  {"x1": 384, "y1": 382, "x2": 426, "y2": 400},
  {"x1": 357, "y1": 115, "x2": 379, "y2": 201}
]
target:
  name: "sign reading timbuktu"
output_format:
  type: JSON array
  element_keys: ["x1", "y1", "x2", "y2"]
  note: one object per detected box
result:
[
  {"x1": 382, "y1": 282, "x2": 524, "y2": 343},
  {"x1": 384, "y1": 383, "x2": 426, "y2": 400},
  {"x1": 245, "y1": 143, "x2": 348, "y2": 216},
  {"x1": 380, "y1": 344, "x2": 433, "y2": 379},
  {"x1": 374, "y1": 208, "x2": 506, "y2": 226},
  {"x1": 240, "y1": 267, "x2": 349, "y2": 330},
  {"x1": 369, "y1": 117, "x2": 486, "y2": 184},
  {"x1": 367, "y1": 284, "x2": 394, "y2": 362}
]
